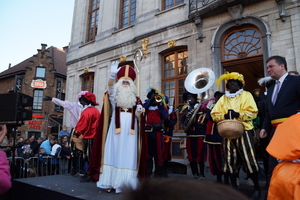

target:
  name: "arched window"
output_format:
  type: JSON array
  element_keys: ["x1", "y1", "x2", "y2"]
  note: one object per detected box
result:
[
  {"x1": 81, "y1": 72, "x2": 94, "y2": 92},
  {"x1": 221, "y1": 26, "x2": 264, "y2": 94},
  {"x1": 222, "y1": 27, "x2": 262, "y2": 61},
  {"x1": 162, "y1": 49, "x2": 188, "y2": 131}
]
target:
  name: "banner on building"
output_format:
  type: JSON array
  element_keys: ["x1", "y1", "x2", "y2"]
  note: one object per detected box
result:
[
  {"x1": 14, "y1": 75, "x2": 23, "y2": 92},
  {"x1": 55, "y1": 80, "x2": 62, "y2": 110}
]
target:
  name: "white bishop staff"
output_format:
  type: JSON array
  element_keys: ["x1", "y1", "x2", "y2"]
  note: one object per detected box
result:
[{"x1": 133, "y1": 49, "x2": 143, "y2": 97}]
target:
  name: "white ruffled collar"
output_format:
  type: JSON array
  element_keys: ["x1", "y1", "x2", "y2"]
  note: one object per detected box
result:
[
  {"x1": 82, "y1": 104, "x2": 93, "y2": 111},
  {"x1": 225, "y1": 89, "x2": 244, "y2": 98}
]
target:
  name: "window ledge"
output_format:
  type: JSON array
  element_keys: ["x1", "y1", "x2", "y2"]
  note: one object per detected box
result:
[
  {"x1": 112, "y1": 25, "x2": 135, "y2": 35},
  {"x1": 32, "y1": 110, "x2": 43, "y2": 113},
  {"x1": 155, "y1": 3, "x2": 186, "y2": 16},
  {"x1": 34, "y1": 77, "x2": 46, "y2": 80},
  {"x1": 79, "y1": 40, "x2": 95, "y2": 48}
]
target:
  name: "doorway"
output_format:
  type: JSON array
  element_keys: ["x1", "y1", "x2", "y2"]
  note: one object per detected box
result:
[{"x1": 221, "y1": 55, "x2": 265, "y2": 96}]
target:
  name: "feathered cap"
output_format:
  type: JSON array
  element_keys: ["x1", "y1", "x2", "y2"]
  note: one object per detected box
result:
[
  {"x1": 216, "y1": 72, "x2": 245, "y2": 89},
  {"x1": 82, "y1": 92, "x2": 99, "y2": 106},
  {"x1": 146, "y1": 87, "x2": 167, "y2": 106},
  {"x1": 77, "y1": 91, "x2": 89, "y2": 100},
  {"x1": 117, "y1": 65, "x2": 136, "y2": 81},
  {"x1": 146, "y1": 87, "x2": 159, "y2": 99},
  {"x1": 258, "y1": 76, "x2": 274, "y2": 88}
]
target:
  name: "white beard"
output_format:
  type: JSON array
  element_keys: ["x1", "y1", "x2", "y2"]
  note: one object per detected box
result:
[{"x1": 115, "y1": 79, "x2": 137, "y2": 109}]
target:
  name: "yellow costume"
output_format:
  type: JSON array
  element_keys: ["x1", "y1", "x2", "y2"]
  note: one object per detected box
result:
[
  {"x1": 211, "y1": 72, "x2": 261, "y2": 199},
  {"x1": 211, "y1": 72, "x2": 259, "y2": 175},
  {"x1": 211, "y1": 91, "x2": 258, "y2": 130}
]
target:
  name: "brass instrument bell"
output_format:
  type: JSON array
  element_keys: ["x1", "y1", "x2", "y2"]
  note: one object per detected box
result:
[{"x1": 155, "y1": 95, "x2": 162, "y2": 102}]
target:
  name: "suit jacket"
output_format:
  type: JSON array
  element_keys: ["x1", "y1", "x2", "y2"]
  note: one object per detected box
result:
[{"x1": 262, "y1": 74, "x2": 300, "y2": 133}]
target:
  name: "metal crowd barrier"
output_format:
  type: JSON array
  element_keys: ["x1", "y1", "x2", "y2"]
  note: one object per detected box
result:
[{"x1": 7, "y1": 156, "x2": 70, "y2": 179}]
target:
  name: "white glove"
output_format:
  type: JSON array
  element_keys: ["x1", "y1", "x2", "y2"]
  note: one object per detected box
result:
[
  {"x1": 168, "y1": 106, "x2": 173, "y2": 114},
  {"x1": 109, "y1": 61, "x2": 119, "y2": 79},
  {"x1": 137, "y1": 104, "x2": 143, "y2": 112},
  {"x1": 206, "y1": 100, "x2": 214, "y2": 110}
]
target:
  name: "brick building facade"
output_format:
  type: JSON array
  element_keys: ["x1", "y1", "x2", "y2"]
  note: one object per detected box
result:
[{"x1": 0, "y1": 44, "x2": 67, "y2": 140}]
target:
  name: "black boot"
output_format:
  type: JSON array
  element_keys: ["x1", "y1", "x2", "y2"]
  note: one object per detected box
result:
[
  {"x1": 190, "y1": 161, "x2": 199, "y2": 179},
  {"x1": 198, "y1": 162, "x2": 205, "y2": 180},
  {"x1": 70, "y1": 170, "x2": 77, "y2": 176},
  {"x1": 80, "y1": 172, "x2": 91, "y2": 182},
  {"x1": 163, "y1": 160, "x2": 169, "y2": 178}
]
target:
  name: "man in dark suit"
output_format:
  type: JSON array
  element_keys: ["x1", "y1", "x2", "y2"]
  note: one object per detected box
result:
[{"x1": 260, "y1": 55, "x2": 300, "y2": 189}]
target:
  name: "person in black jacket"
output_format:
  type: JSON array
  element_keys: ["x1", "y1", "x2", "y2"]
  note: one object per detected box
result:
[
  {"x1": 260, "y1": 55, "x2": 300, "y2": 191},
  {"x1": 60, "y1": 138, "x2": 71, "y2": 174}
]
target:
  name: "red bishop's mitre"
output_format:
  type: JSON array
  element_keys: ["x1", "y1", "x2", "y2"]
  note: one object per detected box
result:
[{"x1": 117, "y1": 65, "x2": 136, "y2": 81}]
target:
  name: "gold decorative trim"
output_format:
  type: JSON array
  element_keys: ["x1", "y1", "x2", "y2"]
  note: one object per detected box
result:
[
  {"x1": 168, "y1": 40, "x2": 176, "y2": 48},
  {"x1": 120, "y1": 56, "x2": 127, "y2": 63},
  {"x1": 142, "y1": 38, "x2": 149, "y2": 57},
  {"x1": 84, "y1": 67, "x2": 89, "y2": 73}
]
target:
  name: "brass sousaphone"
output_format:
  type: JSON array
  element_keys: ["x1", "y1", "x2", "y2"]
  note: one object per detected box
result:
[{"x1": 183, "y1": 68, "x2": 215, "y2": 133}]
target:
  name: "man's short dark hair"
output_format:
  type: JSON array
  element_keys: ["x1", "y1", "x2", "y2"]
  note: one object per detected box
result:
[
  {"x1": 288, "y1": 71, "x2": 299, "y2": 76},
  {"x1": 266, "y1": 55, "x2": 287, "y2": 71}
]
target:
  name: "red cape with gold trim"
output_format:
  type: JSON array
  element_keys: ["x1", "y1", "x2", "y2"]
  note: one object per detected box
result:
[{"x1": 88, "y1": 92, "x2": 148, "y2": 181}]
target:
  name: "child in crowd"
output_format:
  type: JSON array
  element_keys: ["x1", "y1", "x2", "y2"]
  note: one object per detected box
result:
[
  {"x1": 60, "y1": 140, "x2": 71, "y2": 174},
  {"x1": 50, "y1": 141, "x2": 61, "y2": 175},
  {"x1": 21, "y1": 147, "x2": 36, "y2": 177},
  {"x1": 38, "y1": 148, "x2": 48, "y2": 176}
]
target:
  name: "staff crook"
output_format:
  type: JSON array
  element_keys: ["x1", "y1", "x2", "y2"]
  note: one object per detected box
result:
[{"x1": 133, "y1": 49, "x2": 143, "y2": 97}]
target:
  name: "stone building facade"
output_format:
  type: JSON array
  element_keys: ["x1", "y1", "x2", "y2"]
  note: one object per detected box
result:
[
  {"x1": 66, "y1": 0, "x2": 300, "y2": 172},
  {"x1": 0, "y1": 44, "x2": 67, "y2": 140}
]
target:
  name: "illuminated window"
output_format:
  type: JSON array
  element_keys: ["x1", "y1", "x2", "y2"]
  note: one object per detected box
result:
[{"x1": 162, "y1": 49, "x2": 188, "y2": 131}]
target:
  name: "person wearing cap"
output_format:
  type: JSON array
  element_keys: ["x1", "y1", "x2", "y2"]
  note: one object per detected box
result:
[
  {"x1": 202, "y1": 91, "x2": 225, "y2": 183},
  {"x1": 43, "y1": 91, "x2": 88, "y2": 129},
  {"x1": 142, "y1": 87, "x2": 168, "y2": 178},
  {"x1": 43, "y1": 91, "x2": 89, "y2": 176},
  {"x1": 210, "y1": 72, "x2": 261, "y2": 199},
  {"x1": 259, "y1": 55, "x2": 300, "y2": 197},
  {"x1": 93, "y1": 61, "x2": 146, "y2": 193},
  {"x1": 74, "y1": 91, "x2": 100, "y2": 182},
  {"x1": 180, "y1": 91, "x2": 207, "y2": 180}
]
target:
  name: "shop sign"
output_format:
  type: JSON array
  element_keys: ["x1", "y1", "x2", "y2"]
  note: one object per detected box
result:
[
  {"x1": 32, "y1": 115, "x2": 43, "y2": 119},
  {"x1": 31, "y1": 79, "x2": 47, "y2": 88},
  {"x1": 28, "y1": 120, "x2": 43, "y2": 129}
]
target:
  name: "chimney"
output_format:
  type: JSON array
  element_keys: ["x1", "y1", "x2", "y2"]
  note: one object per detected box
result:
[
  {"x1": 63, "y1": 45, "x2": 69, "y2": 53},
  {"x1": 41, "y1": 43, "x2": 47, "y2": 51},
  {"x1": 8, "y1": 63, "x2": 11, "y2": 69}
]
